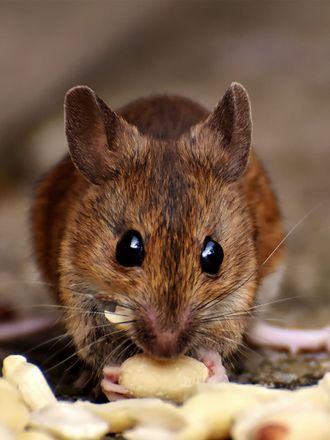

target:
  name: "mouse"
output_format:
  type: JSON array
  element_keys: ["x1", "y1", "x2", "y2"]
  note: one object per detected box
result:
[{"x1": 31, "y1": 83, "x2": 287, "y2": 396}]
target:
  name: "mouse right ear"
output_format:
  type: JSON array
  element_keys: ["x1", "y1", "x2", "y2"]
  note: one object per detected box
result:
[{"x1": 64, "y1": 86, "x2": 142, "y2": 184}]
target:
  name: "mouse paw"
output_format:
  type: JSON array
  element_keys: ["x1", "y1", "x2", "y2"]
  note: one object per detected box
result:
[
  {"x1": 247, "y1": 320, "x2": 330, "y2": 354},
  {"x1": 197, "y1": 349, "x2": 228, "y2": 382},
  {"x1": 101, "y1": 365, "x2": 130, "y2": 401}
]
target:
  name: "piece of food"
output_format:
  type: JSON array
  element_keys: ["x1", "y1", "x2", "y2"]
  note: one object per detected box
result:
[
  {"x1": 0, "y1": 354, "x2": 329, "y2": 440},
  {"x1": 0, "y1": 424, "x2": 15, "y2": 440},
  {"x1": 194, "y1": 381, "x2": 289, "y2": 401},
  {"x1": 29, "y1": 401, "x2": 109, "y2": 440},
  {"x1": 77, "y1": 398, "x2": 176, "y2": 433},
  {"x1": 17, "y1": 430, "x2": 56, "y2": 440},
  {"x1": 0, "y1": 393, "x2": 29, "y2": 432},
  {"x1": 119, "y1": 354, "x2": 208, "y2": 401},
  {"x1": 2, "y1": 355, "x2": 56, "y2": 411},
  {"x1": 117, "y1": 400, "x2": 197, "y2": 440},
  {"x1": 0, "y1": 377, "x2": 21, "y2": 400},
  {"x1": 104, "y1": 306, "x2": 131, "y2": 331},
  {"x1": 181, "y1": 389, "x2": 263, "y2": 440},
  {"x1": 232, "y1": 400, "x2": 330, "y2": 440},
  {"x1": 0, "y1": 375, "x2": 30, "y2": 432}
]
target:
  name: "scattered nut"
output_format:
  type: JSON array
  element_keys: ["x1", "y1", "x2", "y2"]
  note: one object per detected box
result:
[
  {"x1": 17, "y1": 430, "x2": 57, "y2": 440},
  {"x1": 104, "y1": 307, "x2": 131, "y2": 331},
  {"x1": 77, "y1": 398, "x2": 155, "y2": 432},
  {"x1": 232, "y1": 400, "x2": 330, "y2": 440},
  {"x1": 0, "y1": 393, "x2": 29, "y2": 432},
  {"x1": 29, "y1": 401, "x2": 109, "y2": 440},
  {"x1": 0, "y1": 377, "x2": 21, "y2": 400},
  {"x1": 0, "y1": 354, "x2": 329, "y2": 440},
  {"x1": 2, "y1": 355, "x2": 56, "y2": 411},
  {"x1": 0, "y1": 424, "x2": 15, "y2": 440},
  {"x1": 181, "y1": 389, "x2": 262, "y2": 439}
]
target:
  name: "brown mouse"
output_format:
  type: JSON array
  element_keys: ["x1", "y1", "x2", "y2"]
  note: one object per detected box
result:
[{"x1": 31, "y1": 83, "x2": 285, "y2": 391}]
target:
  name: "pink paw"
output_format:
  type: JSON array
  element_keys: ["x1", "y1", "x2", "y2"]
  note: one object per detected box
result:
[
  {"x1": 197, "y1": 349, "x2": 229, "y2": 383},
  {"x1": 101, "y1": 365, "x2": 130, "y2": 401}
]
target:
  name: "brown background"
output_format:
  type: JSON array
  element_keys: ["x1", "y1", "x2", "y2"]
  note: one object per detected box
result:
[{"x1": 0, "y1": 0, "x2": 329, "y2": 322}]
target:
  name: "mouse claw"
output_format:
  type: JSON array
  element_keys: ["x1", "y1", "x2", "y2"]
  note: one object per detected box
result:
[
  {"x1": 247, "y1": 320, "x2": 330, "y2": 354},
  {"x1": 102, "y1": 365, "x2": 130, "y2": 401}
]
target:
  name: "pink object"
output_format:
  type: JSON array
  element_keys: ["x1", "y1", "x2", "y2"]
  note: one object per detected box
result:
[
  {"x1": 102, "y1": 365, "x2": 130, "y2": 401},
  {"x1": 0, "y1": 316, "x2": 56, "y2": 343},
  {"x1": 247, "y1": 320, "x2": 330, "y2": 354},
  {"x1": 197, "y1": 348, "x2": 229, "y2": 383}
]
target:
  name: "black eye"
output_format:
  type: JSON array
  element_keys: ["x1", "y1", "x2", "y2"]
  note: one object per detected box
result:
[
  {"x1": 201, "y1": 237, "x2": 224, "y2": 274},
  {"x1": 116, "y1": 230, "x2": 145, "y2": 267}
]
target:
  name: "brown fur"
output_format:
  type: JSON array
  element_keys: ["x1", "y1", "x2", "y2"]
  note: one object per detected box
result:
[{"x1": 31, "y1": 84, "x2": 285, "y2": 372}]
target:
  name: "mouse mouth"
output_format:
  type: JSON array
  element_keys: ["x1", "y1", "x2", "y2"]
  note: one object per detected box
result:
[
  {"x1": 101, "y1": 302, "x2": 228, "y2": 399},
  {"x1": 101, "y1": 348, "x2": 228, "y2": 401}
]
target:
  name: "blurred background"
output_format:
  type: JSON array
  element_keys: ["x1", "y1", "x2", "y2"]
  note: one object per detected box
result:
[{"x1": 0, "y1": 0, "x2": 329, "y2": 323}]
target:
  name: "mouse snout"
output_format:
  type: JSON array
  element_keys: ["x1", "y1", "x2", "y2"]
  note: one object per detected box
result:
[
  {"x1": 136, "y1": 307, "x2": 190, "y2": 359},
  {"x1": 149, "y1": 328, "x2": 182, "y2": 358}
]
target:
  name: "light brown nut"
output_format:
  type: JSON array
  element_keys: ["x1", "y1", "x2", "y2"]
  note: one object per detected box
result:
[
  {"x1": 319, "y1": 372, "x2": 330, "y2": 396},
  {"x1": 119, "y1": 354, "x2": 208, "y2": 401},
  {"x1": 124, "y1": 424, "x2": 206, "y2": 440},
  {"x1": 0, "y1": 377, "x2": 21, "y2": 401},
  {"x1": 194, "y1": 382, "x2": 289, "y2": 401},
  {"x1": 0, "y1": 424, "x2": 15, "y2": 440},
  {"x1": 292, "y1": 385, "x2": 330, "y2": 410},
  {"x1": 17, "y1": 430, "x2": 56, "y2": 440},
  {"x1": 78, "y1": 398, "x2": 185, "y2": 433},
  {"x1": 104, "y1": 307, "x2": 131, "y2": 331},
  {"x1": 77, "y1": 398, "x2": 161, "y2": 433},
  {"x1": 2, "y1": 355, "x2": 26, "y2": 377},
  {"x1": 232, "y1": 400, "x2": 330, "y2": 440},
  {"x1": 29, "y1": 401, "x2": 109, "y2": 440},
  {"x1": 118, "y1": 399, "x2": 203, "y2": 440},
  {"x1": 3, "y1": 355, "x2": 56, "y2": 411},
  {"x1": 0, "y1": 394, "x2": 29, "y2": 432},
  {"x1": 181, "y1": 389, "x2": 262, "y2": 439}
]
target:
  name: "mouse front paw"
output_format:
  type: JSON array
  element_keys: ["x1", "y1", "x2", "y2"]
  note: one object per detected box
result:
[
  {"x1": 197, "y1": 349, "x2": 228, "y2": 383},
  {"x1": 101, "y1": 365, "x2": 130, "y2": 401}
]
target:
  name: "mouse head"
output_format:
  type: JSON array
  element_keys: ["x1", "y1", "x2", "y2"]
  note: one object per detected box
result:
[{"x1": 61, "y1": 84, "x2": 257, "y2": 370}]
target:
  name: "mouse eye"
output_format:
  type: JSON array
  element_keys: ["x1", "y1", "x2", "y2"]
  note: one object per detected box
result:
[
  {"x1": 201, "y1": 237, "x2": 224, "y2": 275},
  {"x1": 116, "y1": 230, "x2": 145, "y2": 267}
]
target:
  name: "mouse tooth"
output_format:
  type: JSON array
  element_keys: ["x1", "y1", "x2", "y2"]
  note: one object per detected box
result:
[{"x1": 104, "y1": 308, "x2": 131, "y2": 331}]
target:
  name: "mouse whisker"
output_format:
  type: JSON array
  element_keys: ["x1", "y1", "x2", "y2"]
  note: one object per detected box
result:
[
  {"x1": 193, "y1": 203, "x2": 321, "y2": 314},
  {"x1": 64, "y1": 286, "x2": 139, "y2": 313},
  {"x1": 199, "y1": 295, "x2": 301, "y2": 323},
  {"x1": 44, "y1": 333, "x2": 111, "y2": 373},
  {"x1": 193, "y1": 327, "x2": 262, "y2": 360},
  {"x1": 102, "y1": 333, "x2": 134, "y2": 365},
  {"x1": 23, "y1": 332, "x2": 70, "y2": 356}
]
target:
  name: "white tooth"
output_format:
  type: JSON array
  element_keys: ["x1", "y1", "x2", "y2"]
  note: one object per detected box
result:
[{"x1": 104, "y1": 307, "x2": 131, "y2": 331}]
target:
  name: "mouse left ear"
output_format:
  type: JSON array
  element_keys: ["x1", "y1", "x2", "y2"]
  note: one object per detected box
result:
[{"x1": 190, "y1": 82, "x2": 252, "y2": 182}]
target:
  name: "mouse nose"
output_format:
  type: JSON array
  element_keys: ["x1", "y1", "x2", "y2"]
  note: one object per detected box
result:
[
  {"x1": 137, "y1": 306, "x2": 191, "y2": 359},
  {"x1": 151, "y1": 329, "x2": 182, "y2": 358}
]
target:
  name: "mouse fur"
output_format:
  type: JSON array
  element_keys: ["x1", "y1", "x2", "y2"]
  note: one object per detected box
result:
[{"x1": 31, "y1": 83, "x2": 285, "y2": 373}]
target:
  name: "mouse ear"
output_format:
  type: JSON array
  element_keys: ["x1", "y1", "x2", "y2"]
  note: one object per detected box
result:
[
  {"x1": 64, "y1": 86, "x2": 141, "y2": 184},
  {"x1": 191, "y1": 82, "x2": 252, "y2": 182}
]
